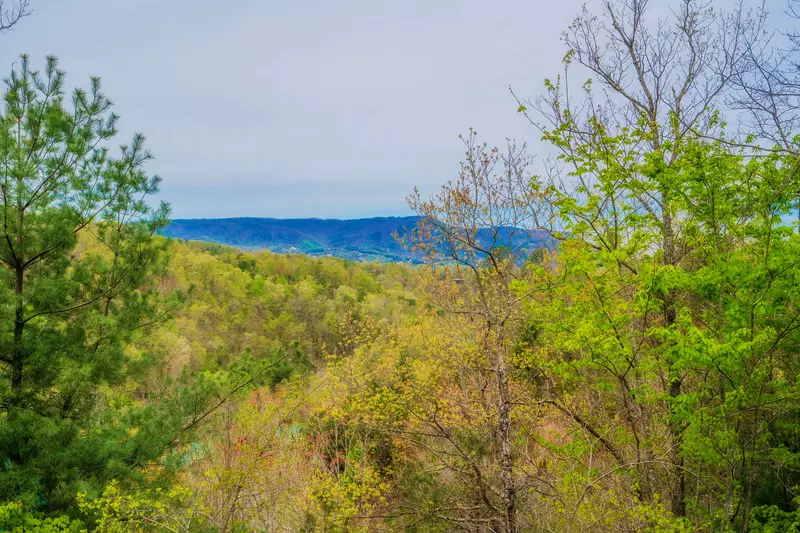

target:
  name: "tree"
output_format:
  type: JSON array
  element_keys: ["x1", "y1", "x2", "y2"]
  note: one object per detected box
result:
[
  {"x1": 0, "y1": 0, "x2": 31, "y2": 33},
  {"x1": 0, "y1": 55, "x2": 172, "y2": 511},
  {"x1": 728, "y1": 0, "x2": 800, "y2": 153},
  {"x1": 505, "y1": 0, "x2": 800, "y2": 528},
  {"x1": 400, "y1": 131, "x2": 545, "y2": 533}
]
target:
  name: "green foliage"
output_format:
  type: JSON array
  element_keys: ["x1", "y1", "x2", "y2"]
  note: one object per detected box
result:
[
  {"x1": 0, "y1": 502, "x2": 83, "y2": 532},
  {"x1": 2, "y1": 6, "x2": 799, "y2": 531},
  {"x1": 749, "y1": 503, "x2": 800, "y2": 533},
  {"x1": 0, "y1": 55, "x2": 172, "y2": 512},
  {"x1": 78, "y1": 480, "x2": 212, "y2": 533},
  {"x1": 518, "y1": 72, "x2": 800, "y2": 530}
]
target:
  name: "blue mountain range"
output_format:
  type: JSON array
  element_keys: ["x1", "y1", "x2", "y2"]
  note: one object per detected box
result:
[{"x1": 163, "y1": 216, "x2": 550, "y2": 263}]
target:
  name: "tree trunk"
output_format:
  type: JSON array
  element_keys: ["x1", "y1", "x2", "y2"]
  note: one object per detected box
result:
[
  {"x1": 11, "y1": 264, "x2": 24, "y2": 408},
  {"x1": 741, "y1": 469, "x2": 753, "y2": 533},
  {"x1": 668, "y1": 377, "x2": 686, "y2": 517},
  {"x1": 663, "y1": 206, "x2": 686, "y2": 518},
  {"x1": 497, "y1": 351, "x2": 517, "y2": 533}
]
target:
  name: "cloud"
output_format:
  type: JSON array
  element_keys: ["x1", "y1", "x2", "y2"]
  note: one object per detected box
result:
[{"x1": 0, "y1": 0, "x2": 582, "y2": 218}]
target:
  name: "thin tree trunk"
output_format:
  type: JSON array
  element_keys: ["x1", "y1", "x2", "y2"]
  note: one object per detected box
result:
[
  {"x1": 11, "y1": 263, "x2": 24, "y2": 408},
  {"x1": 663, "y1": 207, "x2": 686, "y2": 518},
  {"x1": 497, "y1": 350, "x2": 517, "y2": 533},
  {"x1": 741, "y1": 470, "x2": 753, "y2": 533},
  {"x1": 12, "y1": 170, "x2": 24, "y2": 409}
]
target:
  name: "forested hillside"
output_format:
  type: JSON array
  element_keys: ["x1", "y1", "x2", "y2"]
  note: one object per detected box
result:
[
  {"x1": 3, "y1": 0, "x2": 800, "y2": 532},
  {"x1": 163, "y1": 217, "x2": 551, "y2": 263},
  {"x1": 163, "y1": 217, "x2": 422, "y2": 262}
]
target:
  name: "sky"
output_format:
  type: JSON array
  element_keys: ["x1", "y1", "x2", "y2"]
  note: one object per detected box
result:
[
  {"x1": 0, "y1": 0, "x2": 783, "y2": 219},
  {"x1": 0, "y1": 0, "x2": 589, "y2": 219}
]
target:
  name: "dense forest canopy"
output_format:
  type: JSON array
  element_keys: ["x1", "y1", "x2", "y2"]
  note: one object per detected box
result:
[{"x1": 1, "y1": 0, "x2": 800, "y2": 532}]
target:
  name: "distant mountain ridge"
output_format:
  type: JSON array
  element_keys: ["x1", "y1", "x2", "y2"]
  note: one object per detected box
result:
[
  {"x1": 163, "y1": 216, "x2": 550, "y2": 263},
  {"x1": 163, "y1": 216, "x2": 423, "y2": 262}
]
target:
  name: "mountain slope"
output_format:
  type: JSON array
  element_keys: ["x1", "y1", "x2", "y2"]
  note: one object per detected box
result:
[
  {"x1": 163, "y1": 217, "x2": 422, "y2": 262},
  {"x1": 163, "y1": 216, "x2": 551, "y2": 263}
]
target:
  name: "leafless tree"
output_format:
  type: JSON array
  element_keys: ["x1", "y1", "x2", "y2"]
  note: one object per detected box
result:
[
  {"x1": 727, "y1": 0, "x2": 800, "y2": 151},
  {"x1": 402, "y1": 131, "x2": 543, "y2": 533},
  {"x1": 0, "y1": 0, "x2": 31, "y2": 33}
]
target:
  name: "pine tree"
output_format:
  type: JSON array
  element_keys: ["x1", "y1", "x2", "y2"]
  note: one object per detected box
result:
[{"x1": 0, "y1": 55, "x2": 171, "y2": 511}]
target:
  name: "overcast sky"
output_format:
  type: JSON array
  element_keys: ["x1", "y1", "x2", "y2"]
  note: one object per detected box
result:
[{"x1": 0, "y1": 0, "x2": 783, "y2": 219}]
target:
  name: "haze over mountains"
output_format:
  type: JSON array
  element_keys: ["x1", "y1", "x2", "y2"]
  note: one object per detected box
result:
[{"x1": 163, "y1": 217, "x2": 551, "y2": 263}]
